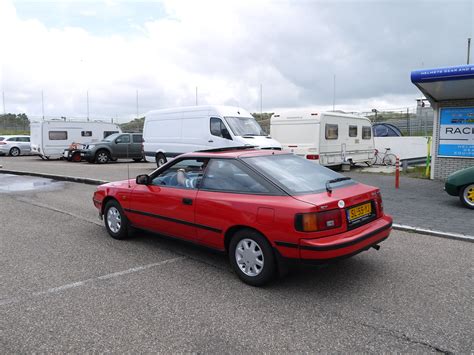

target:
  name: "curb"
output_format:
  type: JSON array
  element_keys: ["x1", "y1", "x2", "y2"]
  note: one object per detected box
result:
[
  {"x1": 1, "y1": 168, "x2": 474, "y2": 243},
  {"x1": 0, "y1": 169, "x2": 108, "y2": 186},
  {"x1": 392, "y1": 223, "x2": 474, "y2": 243}
]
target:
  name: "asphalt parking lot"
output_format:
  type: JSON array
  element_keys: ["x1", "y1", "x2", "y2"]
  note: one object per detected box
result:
[
  {"x1": 1, "y1": 155, "x2": 472, "y2": 237},
  {"x1": 0, "y1": 174, "x2": 472, "y2": 352}
]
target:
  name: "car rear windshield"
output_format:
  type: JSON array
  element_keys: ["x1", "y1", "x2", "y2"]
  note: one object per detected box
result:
[{"x1": 243, "y1": 154, "x2": 354, "y2": 194}]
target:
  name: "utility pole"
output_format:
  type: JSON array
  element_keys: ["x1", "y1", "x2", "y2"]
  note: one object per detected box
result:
[
  {"x1": 41, "y1": 91, "x2": 45, "y2": 119},
  {"x1": 260, "y1": 84, "x2": 263, "y2": 114},
  {"x1": 87, "y1": 90, "x2": 90, "y2": 121},
  {"x1": 332, "y1": 74, "x2": 336, "y2": 111},
  {"x1": 2, "y1": 91, "x2": 5, "y2": 114},
  {"x1": 468, "y1": 38, "x2": 471, "y2": 64},
  {"x1": 136, "y1": 90, "x2": 139, "y2": 119}
]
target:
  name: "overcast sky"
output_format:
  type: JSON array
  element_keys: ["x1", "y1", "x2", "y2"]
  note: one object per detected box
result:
[{"x1": 1, "y1": 0, "x2": 473, "y2": 122}]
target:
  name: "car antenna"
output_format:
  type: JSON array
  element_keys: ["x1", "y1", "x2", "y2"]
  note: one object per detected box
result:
[{"x1": 126, "y1": 135, "x2": 131, "y2": 188}]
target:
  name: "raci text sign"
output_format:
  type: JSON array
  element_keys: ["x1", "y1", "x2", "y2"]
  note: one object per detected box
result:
[{"x1": 438, "y1": 107, "x2": 474, "y2": 158}]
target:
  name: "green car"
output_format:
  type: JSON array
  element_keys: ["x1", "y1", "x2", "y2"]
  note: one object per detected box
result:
[{"x1": 445, "y1": 166, "x2": 474, "y2": 209}]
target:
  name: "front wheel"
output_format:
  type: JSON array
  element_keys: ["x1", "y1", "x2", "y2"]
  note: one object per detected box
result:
[
  {"x1": 229, "y1": 229, "x2": 276, "y2": 286},
  {"x1": 104, "y1": 200, "x2": 131, "y2": 239},
  {"x1": 460, "y1": 184, "x2": 474, "y2": 209},
  {"x1": 95, "y1": 150, "x2": 110, "y2": 164}
]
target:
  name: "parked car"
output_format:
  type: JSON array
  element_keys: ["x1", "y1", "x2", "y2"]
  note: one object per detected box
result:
[
  {"x1": 92, "y1": 147, "x2": 392, "y2": 286},
  {"x1": 0, "y1": 135, "x2": 31, "y2": 156},
  {"x1": 445, "y1": 166, "x2": 474, "y2": 209},
  {"x1": 81, "y1": 133, "x2": 144, "y2": 163}
]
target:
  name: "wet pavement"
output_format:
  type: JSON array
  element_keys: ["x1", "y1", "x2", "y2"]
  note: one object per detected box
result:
[{"x1": 0, "y1": 174, "x2": 64, "y2": 194}]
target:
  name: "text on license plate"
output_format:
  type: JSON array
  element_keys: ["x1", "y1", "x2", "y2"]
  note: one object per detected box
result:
[{"x1": 348, "y1": 203, "x2": 372, "y2": 221}]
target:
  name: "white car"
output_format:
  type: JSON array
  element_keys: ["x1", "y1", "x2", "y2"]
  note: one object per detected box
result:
[{"x1": 0, "y1": 135, "x2": 32, "y2": 156}]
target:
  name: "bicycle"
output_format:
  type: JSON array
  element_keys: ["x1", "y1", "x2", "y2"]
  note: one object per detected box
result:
[{"x1": 370, "y1": 147, "x2": 397, "y2": 166}]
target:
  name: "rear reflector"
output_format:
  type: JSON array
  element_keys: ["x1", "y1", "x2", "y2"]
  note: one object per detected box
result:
[{"x1": 306, "y1": 154, "x2": 319, "y2": 160}]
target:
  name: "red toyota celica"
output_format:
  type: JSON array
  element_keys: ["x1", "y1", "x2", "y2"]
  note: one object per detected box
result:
[{"x1": 93, "y1": 147, "x2": 392, "y2": 286}]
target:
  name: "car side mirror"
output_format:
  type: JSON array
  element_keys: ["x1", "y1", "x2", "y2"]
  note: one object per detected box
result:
[{"x1": 136, "y1": 174, "x2": 150, "y2": 185}]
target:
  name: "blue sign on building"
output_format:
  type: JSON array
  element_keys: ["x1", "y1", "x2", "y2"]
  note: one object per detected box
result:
[{"x1": 438, "y1": 107, "x2": 474, "y2": 158}]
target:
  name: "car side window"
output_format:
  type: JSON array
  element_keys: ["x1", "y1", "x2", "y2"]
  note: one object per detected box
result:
[
  {"x1": 151, "y1": 159, "x2": 209, "y2": 189},
  {"x1": 116, "y1": 135, "x2": 130, "y2": 143},
  {"x1": 200, "y1": 159, "x2": 270, "y2": 194},
  {"x1": 210, "y1": 117, "x2": 232, "y2": 140},
  {"x1": 132, "y1": 135, "x2": 143, "y2": 143}
]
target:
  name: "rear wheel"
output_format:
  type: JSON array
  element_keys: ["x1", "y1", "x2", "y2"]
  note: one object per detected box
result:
[
  {"x1": 95, "y1": 150, "x2": 110, "y2": 164},
  {"x1": 156, "y1": 153, "x2": 167, "y2": 168},
  {"x1": 104, "y1": 200, "x2": 131, "y2": 239},
  {"x1": 383, "y1": 153, "x2": 397, "y2": 166},
  {"x1": 370, "y1": 153, "x2": 379, "y2": 166},
  {"x1": 229, "y1": 229, "x2": 276, "y2": 286},
  {"x1": 9, "y1": 147, "x2": 20, "y2": 157},
  {"x1": 71, "y1": 152, "x2": 82, "y2": 162},
  {"x1": 460, "y1": 184, "x2": 474, "y2": 209}
]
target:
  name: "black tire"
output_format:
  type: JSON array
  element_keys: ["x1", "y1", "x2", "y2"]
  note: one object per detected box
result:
[
  {"x1": 156, "y1": 153, "x2": 167, "y2": 168},
  {"x1": 133, "y1": 157, "x2": 142, "y2": 162},
  {"x1": 71, "y1": 152, "x2": 82, "y2": 162},
  {"x1": 383, "y1": 153, "x2": 397, "y2": 166},
  {"x1": 459, "y1": 184, "x2": 474, "y2": 209},
  {"x1": 95, "y1": 150, "x2": 110, "y2": 164},
  {"x1": 229, "y1": 229, "x2": 276, "y2": 286},
  {"x1": 103, "y1": 200, "x2": 131, "y2": 240},
  {"x1": 9, "y1": 147, "x2": 20, "y2": 157}
]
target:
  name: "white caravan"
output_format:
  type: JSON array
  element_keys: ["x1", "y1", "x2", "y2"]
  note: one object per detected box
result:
[
  {"x1": 270, "y1": 111, "x2": 374, "y2": 166},
  {"x1": 143, "y1": 105, "x2": 281, "y2": 166},
  {"x1": 30, "y1": 120, "x2": 122, "y2": 159}
]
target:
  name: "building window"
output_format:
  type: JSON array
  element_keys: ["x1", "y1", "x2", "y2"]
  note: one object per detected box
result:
[
  {"x1": 81, "y1": 131, "x2": 92, "y2": 137},
  {"x1": 349, "y1": 125, "x2": 358, "y2": 137},
  {"x1": 49, "y1": 131, "x2": 68, "y2": 140},
  {"x1": 362, "y1": 126, "x2": 372, "y2": 139},
  {"x1": 325, "y1": 124, "x2": 338, "y2": 140}
]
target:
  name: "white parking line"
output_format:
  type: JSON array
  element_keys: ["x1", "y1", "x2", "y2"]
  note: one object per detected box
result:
[{"x1": 0, "y1": 257, "x2": 186, "y2": 307}]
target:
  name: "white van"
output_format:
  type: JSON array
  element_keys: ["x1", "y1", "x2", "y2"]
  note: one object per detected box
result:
[
  {"x1": 30, "y1": 120, "x2": 122, "y2": 159},
  {"x1": 270, "y1": 111, "x2": 374, "y2": 166},
  {"x1": 143, "y1": 105, "x2": 281, "y2": 166}
]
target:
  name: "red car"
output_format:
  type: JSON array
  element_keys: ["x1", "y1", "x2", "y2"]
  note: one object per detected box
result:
[{"x1": 93, "y1": 147, "x2": 392, "y2": 286}]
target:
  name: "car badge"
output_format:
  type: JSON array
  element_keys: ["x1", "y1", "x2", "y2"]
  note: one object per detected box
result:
[{"x1": 338, "y1": 200, "x2": 345, "y2": 208}]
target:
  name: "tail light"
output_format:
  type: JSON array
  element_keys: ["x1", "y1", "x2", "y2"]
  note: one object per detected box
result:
[
  {"x1": 375, "y1": 191, "x2": 383, "y2": 216},
  {"x1": 295, "y1": 210, "x2": 342, "y2": 232},
  {"x1": 306, "y1": 154, "x2": 319, "y2": 160}
]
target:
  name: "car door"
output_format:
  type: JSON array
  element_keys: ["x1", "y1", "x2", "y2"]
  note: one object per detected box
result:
[
  {"x1": 131, "y1": 134, "x2": 143, "y2": 158},
  {"x1": 209, "y1": 117, "x2": 235, "y2": 148},
  {"x1": 20, "y1": 137, "x2": 31, "y2": 153},
  {"x1": 114, "y1": 134, "x2": 131, "y2": 158},
  {"x1": 128, "y1": 158, "x2": 208, "y2": 241}
]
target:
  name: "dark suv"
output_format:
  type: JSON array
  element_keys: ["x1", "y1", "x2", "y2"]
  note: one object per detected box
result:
[{"x1": 81, "y1": 133, "x2": 144, "y2": 164}]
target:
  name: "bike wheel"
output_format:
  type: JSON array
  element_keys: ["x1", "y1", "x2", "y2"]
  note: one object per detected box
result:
[{"x1": 383, "y1": 154, "x2": 397, "y2": 166}]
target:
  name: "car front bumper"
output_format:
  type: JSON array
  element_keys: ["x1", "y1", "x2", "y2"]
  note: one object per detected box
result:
[{"x1": 275, "y1": 215, "x2": 392, "y2": 262}]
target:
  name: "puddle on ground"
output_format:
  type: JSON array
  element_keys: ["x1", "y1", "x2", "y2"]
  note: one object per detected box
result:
[{"x1": 0, "y1": 174, "x2": 64, "y2": 194}]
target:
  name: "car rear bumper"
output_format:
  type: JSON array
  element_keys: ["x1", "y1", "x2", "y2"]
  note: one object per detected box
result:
[{"x1": 275, "y1": 215, "x2": 392, "y2": 262}]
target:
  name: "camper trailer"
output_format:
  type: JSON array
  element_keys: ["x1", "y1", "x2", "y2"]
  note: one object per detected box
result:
[
  {"x1": 270, "y1": 111, "x2": 374, "y2": 167},
  {"x1": 30, "y1": 120, "x2": 121, "y2": 159},
  {"x1": 143, "y1": 105, "x2": 281, "y2": 167}
]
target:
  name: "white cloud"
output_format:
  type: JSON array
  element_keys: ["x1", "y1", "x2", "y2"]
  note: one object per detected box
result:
[{"x1": 0, "y1": 0, "x2": 473, "y2": 122}]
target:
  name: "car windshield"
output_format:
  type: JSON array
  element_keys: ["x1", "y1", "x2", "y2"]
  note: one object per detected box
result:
[
  {"x1": 102, "y1": 133, "x2": 121, "y2": 142},
  {"x1": 243, "y1": 154, "x2": 354, "y2": 194},
  {"x1": 224, "y1": 116, "x2": 266, "y2": 136}
]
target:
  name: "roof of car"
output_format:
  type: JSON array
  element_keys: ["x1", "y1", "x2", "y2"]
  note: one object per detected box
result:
[{"x1": 184, "y1": 147, "x2": 288, "y2": 159}]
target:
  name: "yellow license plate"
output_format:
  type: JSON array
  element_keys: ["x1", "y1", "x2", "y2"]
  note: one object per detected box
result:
[{"x1": 348, "y1": 203, "x2": 372, "y2": 221}]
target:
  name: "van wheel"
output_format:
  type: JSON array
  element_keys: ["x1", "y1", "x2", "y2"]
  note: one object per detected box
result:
[
  {"x1": 156, "y1": 153, "x2": 167, "y2": 168},
  {"x1": 133, "y1": 157, "x2": 142, "y2": 162},
  {"x1": 229, "y1": 229, "x2": 276, "y2": 286},
  {"x1": 95, "y1": 150, "x2": 110, "y2": 164}
]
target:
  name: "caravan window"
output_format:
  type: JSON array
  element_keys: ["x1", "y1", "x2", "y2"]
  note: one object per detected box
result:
[
  {"x1": 349, "y1": 125, "x2": 357, "y2": 137},
  {"x1": 325, "y1": 124, "x2": 338, "y2": 140},
  {"x1": 49, "y1": 131, "x2": 68, "y2": 140},
  {"x1": 81, "y1": 131, "x2": 92, "y2": 137},
  {"x1": 362, "y1": 126, "x2": 372, "y2": 139},
  {"x1": 104, "y1": 131, "x2": 119, "y2": 138}
]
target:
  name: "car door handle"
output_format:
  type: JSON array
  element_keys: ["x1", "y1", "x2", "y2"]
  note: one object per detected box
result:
[
  {"x1": 208, "y1": 140, "x2": 214, "y2": 143},
  {"x1": 182, "y1": 198, "x2": 193, "y2": 205}
]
